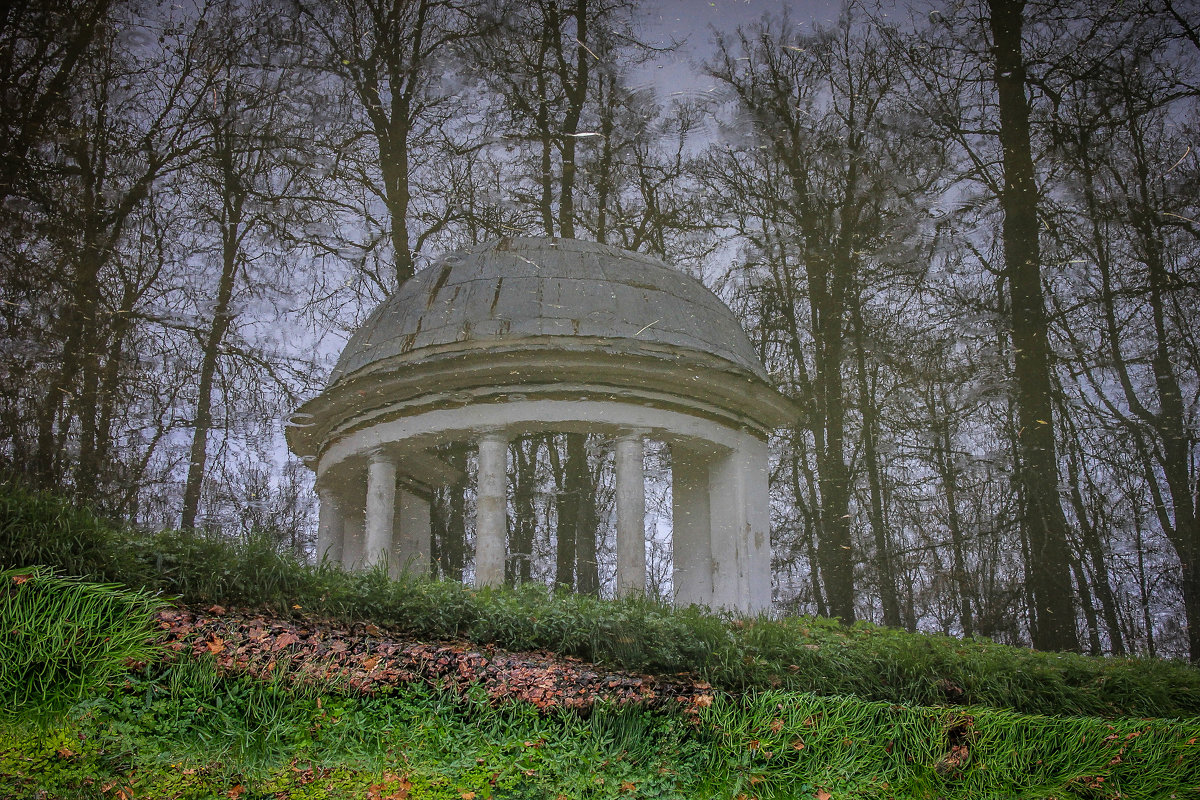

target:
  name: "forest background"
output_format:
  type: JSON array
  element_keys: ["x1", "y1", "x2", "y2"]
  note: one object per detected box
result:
[{"x1": 2, "y1": 0, "x2": 1198, "y2": 665}]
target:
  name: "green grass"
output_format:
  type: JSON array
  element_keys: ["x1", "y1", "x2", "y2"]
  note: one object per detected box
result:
[
  {"x1": 3, "y1": 660, "x2": 1198, "y2": 800},
  {"x1": 0, "y1": 566, "x2": 163, "y2": 723},
  {"x1": 4, "y1": 480, "x2": 1200, "y2": 720},
  {"x1": 2, "y1": 660, "x2": 709, "y2": 799},
  {"x1": 696, "y1": 691, "x2": 1200, "y2": 799}
]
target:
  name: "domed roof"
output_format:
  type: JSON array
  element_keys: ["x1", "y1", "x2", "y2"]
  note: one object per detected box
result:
[{"x1": 331, "y1": 237, "x2": 769, "y2": 384}]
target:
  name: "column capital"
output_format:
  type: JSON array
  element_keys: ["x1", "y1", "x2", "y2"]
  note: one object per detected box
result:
[
  {"x1": 476, "y1": 428, "x2": 510, "y2": 444},
  {"x1": 367, "y1": 447, "x2": 395, "y2": 465}
]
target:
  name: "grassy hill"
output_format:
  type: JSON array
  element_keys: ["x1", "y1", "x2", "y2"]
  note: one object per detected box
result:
[{"x1": 3, "y1": 483, "x2": 1200, "y2": 799}]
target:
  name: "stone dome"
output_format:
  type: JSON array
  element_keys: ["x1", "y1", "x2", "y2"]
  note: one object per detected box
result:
[
  {"x1": 288, "y1": 237, "x2": 792, "y2": 462},
  {"x1": 331, "y1": 237, "x2": 769, "y2": 384}
]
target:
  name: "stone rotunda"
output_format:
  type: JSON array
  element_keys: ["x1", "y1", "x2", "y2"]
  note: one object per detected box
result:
[{"x1": 286, "y1": 237, "x2": 793, "y2": 613}]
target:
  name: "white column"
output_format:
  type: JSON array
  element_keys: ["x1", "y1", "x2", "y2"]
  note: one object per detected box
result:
[
  {"x1": 615, "y1": 433, "x2": 646, "y2": 597},
  {"x1": 708, "y1": 447, "x2": 745, "y2": 611},
  {"x1": 341, "y1": 510, "x2": 365, "y2": 570},
  {"x1": 315, "y1": 486, "x2": 343, "y2": 565},
  {"x1": 707, "y1": 433, "x2": 772, "y2": 614},
  {"x1": 742, "y1": 436, "x2": 773, "y2": 613},
  {"x1": 671, "y1": 446, "x2": 712, "y2": 607},
  {"x1": 364, "y1": 451, "x2": 397, "y2": 571},
  {"x1": 392, "y1": 487, "x2": 432, "y2": 579},
  {"x1": 474, "y1": 431, "x2": 508, "y2": 588}
]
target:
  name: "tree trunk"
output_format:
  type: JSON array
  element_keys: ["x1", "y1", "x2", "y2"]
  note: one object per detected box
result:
[
  {"x1": 852, "y1": 301, "x2": 900, "y2": 626},
  {"x1": 182, "y1": 117, "x2": 246, "y2": 530},
  {"x1": 552, "y1": 435, "x2": 576, "y2": 590},
  {"x1": 439, "y1": 442, "x2": 468, "y2": 581},
  {"x1": 809, "y1": 248, "x2": 853, "y2": 622},
  {"x1": 509, "y1": 436, "x2": 538, "y2": 585},
  {"x1": 557, "y1": 0, "x2": 588, "y2": 239},
  {"x1": 1127, "y1": 119, "x2": 1200, "y2": 663},
  {"x1": 180, "y1": 229, "x2": 240, "y2": 529},
  {"x1": 1063, "y1": 431, "x2": 1126, "y2": 655},
  {"x1": 934, "y1": 408, "x2": 973, "y2": 639},
  {"x1": 1070, "y1": 551, "x2": 1103, "y2": 656},
  {"x1": 988, "y1": 0, "x2": 1078, "y2": 652},
  {"x1": 574, "y1": 436, "x2": 599, "y2": 596},
  {"x1": 788, "y1": 445, "x2": 827, "y2": 617}
]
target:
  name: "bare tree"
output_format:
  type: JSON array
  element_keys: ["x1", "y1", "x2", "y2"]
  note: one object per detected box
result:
[
  {"x1": 1043, "y1": 9, "x2": 1200, "y2": 658},
  {"x1": 703, "y1": 11, "x2": 939, "y2": 622},
  {"x1": 180, "y1": 0, "x2": 314, "y2": 529},
  {"x1": 0, "y1": 0, "x2": 113, "y2": 203},
  {"x1": 6, "y1": 2, "x2": 214, "y2": 504},
  {"x1": 296, "y1": 0, "x2": 483, "y2": 286}
]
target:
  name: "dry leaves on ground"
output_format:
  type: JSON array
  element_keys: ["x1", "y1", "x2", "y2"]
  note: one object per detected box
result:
[{"x1": 153, "y1": 605, "x2": 715, "y2": 713}]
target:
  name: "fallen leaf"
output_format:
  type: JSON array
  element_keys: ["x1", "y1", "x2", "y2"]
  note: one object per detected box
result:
[
  {"x1": 273, "y1": 632, "x2": 300, "y2": 650},
  {"x1": 228, "y1": 785, "x2": 245, "y2": 799},
  {"x1": 816, "y1": 791, "x2": 832, "y2": 800},
  {"x1": 619, "y1": 781, "x2": 636, "y2": 792},
  {"x1": 11, "y1": 573, "x2": 30, "y2": 585},
  {"x1": 206, "y1": 636, "x2": 225, "y2": 654},
  {"x1": 460, "y1": 792, "x2": 476, "y2": 799}
]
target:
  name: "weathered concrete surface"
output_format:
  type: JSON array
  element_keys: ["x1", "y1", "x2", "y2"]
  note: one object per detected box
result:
[
  {"x1": 364, "y1": 452, "x2": 397, "y2": 570},
  {"x1": 615, "y1": 434, "x2": 646, "y2": 597},
  {"x1": 331, "y1": 237, "x2": 770, "y2": 384},
  {"x1": 315, "y1": 486, "x2": 343, "y2": 565},
  {"x1": 475, "y1": 431, "x2": 508, "y2": 588}
]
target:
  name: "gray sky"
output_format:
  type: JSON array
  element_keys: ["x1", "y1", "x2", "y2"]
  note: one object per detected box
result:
[{"x1": 637, "y1": 0, "x2": 846, "y2": 95}]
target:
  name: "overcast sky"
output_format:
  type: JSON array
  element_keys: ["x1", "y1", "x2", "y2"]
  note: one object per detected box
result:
[{"x1": 636, "y1": 0, "x2": 847, "y2": 94}]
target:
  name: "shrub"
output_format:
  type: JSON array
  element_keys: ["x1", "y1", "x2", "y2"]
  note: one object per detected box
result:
[
  {"x1": 135, "y1": 527, "x2": 318, "y2": 607},
  {"x1": 0, "y1": 481, "x2": 139, "y2": 582}
]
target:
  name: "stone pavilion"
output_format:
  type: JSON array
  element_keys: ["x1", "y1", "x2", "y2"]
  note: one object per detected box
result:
[{"x1": 286, "y1": 237, "x2": 792, "y2": 613}]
